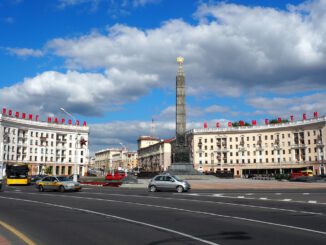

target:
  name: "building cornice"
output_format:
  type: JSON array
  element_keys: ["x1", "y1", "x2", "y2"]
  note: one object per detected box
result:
[
  {"x1": 188, "y1": 116, "x2": 326, "y2": 135},
  {"x1": 0, "y1": 114, "x2": 89, "y2": 133}
]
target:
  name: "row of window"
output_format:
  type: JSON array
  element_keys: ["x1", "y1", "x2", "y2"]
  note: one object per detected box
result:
[
  {"x1": 198, "y1": 139, "x2": 321, "y2": 150},
  {"x1": 198, "y1": 155, "x2": 324, "y2": 165},
  {"x1": 198, "y1": 130, "x2": 322, "y2": 143},
  {"x1": 2, "y1": 154, "x2": 84, "y2": 163}
]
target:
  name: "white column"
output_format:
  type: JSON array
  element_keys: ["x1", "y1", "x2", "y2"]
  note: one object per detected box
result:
[{"x1": 291, "y1": 149, "x2": 295, "y2": 163}]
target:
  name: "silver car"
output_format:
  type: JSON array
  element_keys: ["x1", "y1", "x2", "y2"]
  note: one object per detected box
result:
[
  {"x1": 148, "y1": 174, "x2": 191, "y2": 193},
  {"x1": 36, "y1": 176, "x2": 81, "y2": 192}
]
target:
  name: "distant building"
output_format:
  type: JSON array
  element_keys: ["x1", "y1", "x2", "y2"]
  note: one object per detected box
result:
[
  {"x1": 137, "y1": 136, "x2": 173, "y2": 172},
  {"x1": 187, "y1": 115, "x2": 325, "y2": 176},
  {"x1": 0, "y1": 109, "x2": 89, "y2": 176},
  {"x1": 95, "y1": 148, "x2": 138, "y2": 172}
]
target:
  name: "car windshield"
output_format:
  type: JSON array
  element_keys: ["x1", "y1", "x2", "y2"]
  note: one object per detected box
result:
[
  {"x1": 172, "y1": 175, "x2": 181, "y2": 181},
  {"x1": 57, "y1": 176, "x2": 70, "y2": 182}
]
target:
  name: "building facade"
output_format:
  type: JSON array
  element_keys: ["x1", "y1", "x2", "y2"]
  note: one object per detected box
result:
[
  {"x1": 0, "y1": 110, "x2": 89, "y2": 176},
  {"x1": 137, "y1": 137, "x2": 172, "y2": 172},
  {"x1": 187, "y1": 116, "x2": 325, "y2": 176},
  {"x1": 95, "y1": 148, "x2": 138, "y2": 173}
]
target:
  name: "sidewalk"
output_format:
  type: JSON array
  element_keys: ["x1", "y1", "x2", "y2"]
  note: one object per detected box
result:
[{"x1": 121, "y1": 177, "x2": 326, "y2": 190}]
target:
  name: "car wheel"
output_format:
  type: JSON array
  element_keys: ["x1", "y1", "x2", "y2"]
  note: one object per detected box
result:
[
  {"x1": 176, "y1": 186, "x2": 184, "y2": 193},
  {"x1": 39, "y1": 185, "x2": 44, "y2": 192},
  {"x1": 149, "y1": 185, "x2": 157, "y2": 192},
  {"x1": 59, "y1": 185, "x2": 65, "y2": 192}
]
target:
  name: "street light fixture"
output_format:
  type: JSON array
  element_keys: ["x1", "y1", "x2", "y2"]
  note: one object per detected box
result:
[{"x1": 60, "y1": 108, "x2": 78, "y2": 182}]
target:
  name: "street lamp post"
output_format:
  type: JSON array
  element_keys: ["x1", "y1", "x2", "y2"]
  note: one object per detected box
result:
[{"x1": 60, "y1": 108, "x2": 78, "y2": 182}]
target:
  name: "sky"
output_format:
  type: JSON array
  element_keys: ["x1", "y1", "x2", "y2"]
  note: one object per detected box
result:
[{"x1": 1, "y1": 0, "x2": 326, "y2": 154}]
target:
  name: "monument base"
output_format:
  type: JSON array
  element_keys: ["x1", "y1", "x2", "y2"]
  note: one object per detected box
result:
[{"x1": 166, "y1": 163, "x2": 200, "y2": 175}]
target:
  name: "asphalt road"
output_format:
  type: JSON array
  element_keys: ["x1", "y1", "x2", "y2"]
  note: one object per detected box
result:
[{"x1": 0, "y1": 185, "x2": 325, "y2": 245}]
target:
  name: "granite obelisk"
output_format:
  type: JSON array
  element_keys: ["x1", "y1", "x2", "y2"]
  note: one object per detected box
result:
[{"x1": 168, "y1": 57, "x2": 197, "y2": 174}]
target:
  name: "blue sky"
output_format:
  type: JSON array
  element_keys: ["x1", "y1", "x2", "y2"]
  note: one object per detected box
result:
[{"x1": 1, "y1": 0, "x2": 326, "y2": 153}]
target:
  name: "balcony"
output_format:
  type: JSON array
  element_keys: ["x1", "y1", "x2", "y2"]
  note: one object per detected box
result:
[
  {"x1": 214, "y1": 148, "x2": 229, "y2": 153},
  {"x1": 291, "y1": 144, "x2": 306, "y2": 149},
  {"x1": 238, "y1": 147, "x2": 246, "y2": 152}
]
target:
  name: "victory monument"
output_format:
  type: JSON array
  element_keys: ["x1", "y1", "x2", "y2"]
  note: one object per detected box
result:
[{"x1": 167, "y1": 57, "x2": 198, "y2": 175}]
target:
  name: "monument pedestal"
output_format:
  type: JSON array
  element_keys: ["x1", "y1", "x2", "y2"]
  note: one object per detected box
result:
[{"x1": 167, "y1": 163, "x2": 199, "y2": 175}]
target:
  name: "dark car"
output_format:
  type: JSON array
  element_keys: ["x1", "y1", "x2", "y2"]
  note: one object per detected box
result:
[{"x1": 30, "y1": 175, "x2": 48, "y2": 184}]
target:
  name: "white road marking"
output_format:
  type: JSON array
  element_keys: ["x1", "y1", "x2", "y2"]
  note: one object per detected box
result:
[
  {"x1": 80, "y1": 192, "x2": 325, "y2": 215},
  {"x1": 245, "y1": 193, "x2": 253, "y2": 196},
  {"x1": 308, "y1": 201, "x2": 317, "y2": 204},
  {"x1": 212, "y1": 194, "x2": 223, "y2": 197},
  {"x1": 4, "y1": 194, "x2": 326, "y2": 237},
  {"x1": 0, "y1": 196, "x2": 218, "y2": 245},
  {"x1": 237, "y1": 196, "x2": 245, "y2": 198},
  {"x1": 282, "y1": 199, "x2": 292, "y2": 202},
  {"x1": 275, "y1": 193, "x2": 282, "y2": 195},
  {"x1": 303, "y1": 193, "x2": 310, "y2": 195},
  {"x1": 259, "y1": 198, "x2": 268, "y2": 200}
]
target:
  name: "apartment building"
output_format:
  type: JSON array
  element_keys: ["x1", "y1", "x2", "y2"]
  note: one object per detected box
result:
[
  {"x1": 95, "y1": 148, "x2": 138, "y2": 172},
  {"x1": 137, "y1": 137, "x2": 173, "y2": 172},
  {"x1": 0, "y1": 109, "x2": 89, "y2": 176},
  {"x1": 187, "y1": 116, "x2": 325, "y2": 176}
]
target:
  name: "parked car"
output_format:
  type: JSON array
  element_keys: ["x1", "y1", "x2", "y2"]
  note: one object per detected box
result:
[
  {"x1": 36, "y1": 176, "x2": 81, "y2": 192},
  {"x1": 148, "y1": 174, "x2": 191, "y2": 193}
]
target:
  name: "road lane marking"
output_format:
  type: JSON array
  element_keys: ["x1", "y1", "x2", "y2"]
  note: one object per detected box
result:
[
  {"x1": 303, "y1": 193, "x2": 310, "y2": 195},
  {"x1": 212, "y1": 194, "x2": 223, "y2": 197},
  {"x1": 4, "y1": 194, "x2": 326, "y2": 237},
  {"x1": 76, "y1": 192, "x2": 325, "y2": 215},
  {"x1": 0, "y1": 220, "x2": 36, "y2": 245},
  {"x1": 237, "y1": 196, "x2": 245, "y2": 198},
  {"x1": 308, "y1": 201, "x2": 317, "y2": 204},
  {"x1": 282, "y1": 199, "x2": 292, "y2": 202},
  {"x1": 0, "y1": 196, "x2": 218, "y2": 245},
  {"x1": 259, "y1": 198, "x2": 268, "y2": 200}
]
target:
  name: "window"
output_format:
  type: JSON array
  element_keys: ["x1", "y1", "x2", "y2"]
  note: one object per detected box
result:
[
  {"x1": 265, "y1": 135, "x2": 267, "y2": 140},
  {"x1": 211, "y1": 138, "x2": 213, "y2": 143},
  {"x1": 36, "y1": 132, "x2": 38, "y2": 137},
  {"x1": 253, "y1": 136, "x2": 255, "y2": 141},
  {"x1": 81, "y1": 151, "x2": 84, "y2": 156},
  {"x1": 271, "y1": 135, "x2": 273, "y2": 140},
  {"x1": 80, "y1": 158, "x2": 83, "y2": 163}
]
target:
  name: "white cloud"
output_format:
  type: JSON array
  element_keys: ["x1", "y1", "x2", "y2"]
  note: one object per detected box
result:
[
  {"x1": 0, "y1": 69, "x2": 158, "y2": 117},
  {"x1": 90, "y1": 119, "x2": 174, "y2": 153},
  {"x1": 7, "y1": 48, "x2": 44, "y2": 57},
  {"x1": 247, "y1": 93, "x2": 326, "y2": 118},
  {"x1": 47, "y1": 1, "x2": 326, "y2": 97}
]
